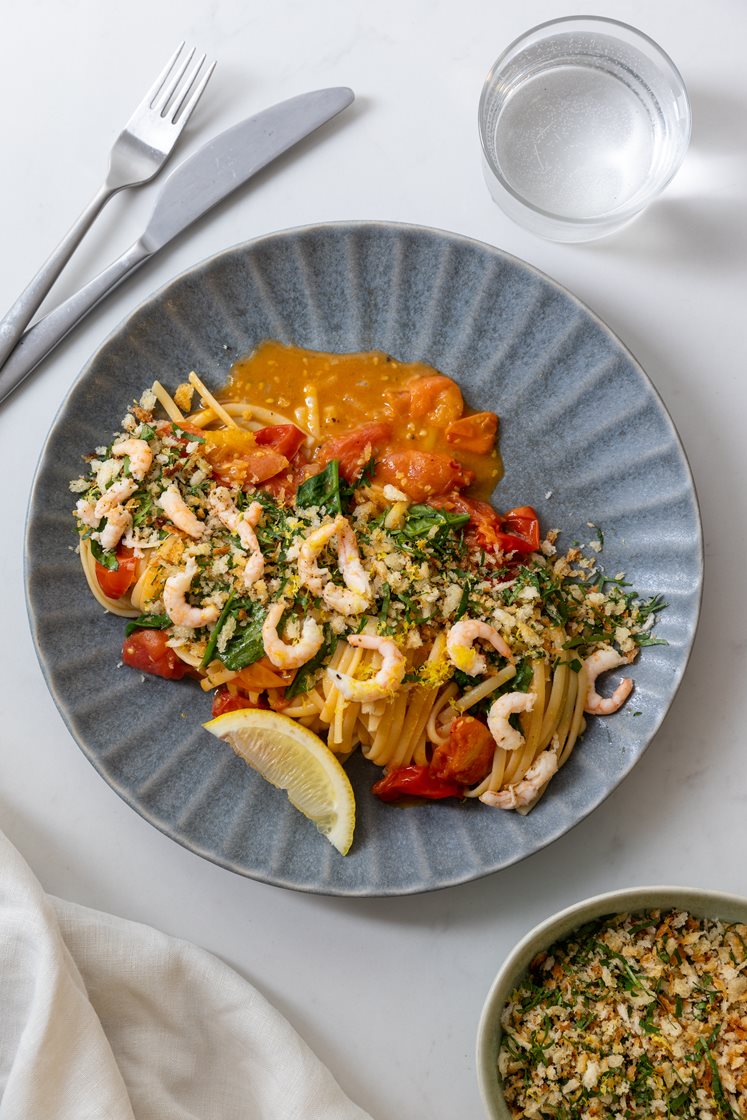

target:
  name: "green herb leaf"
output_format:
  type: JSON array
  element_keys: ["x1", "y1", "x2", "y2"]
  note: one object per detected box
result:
[
  {"x1": 124, "y1": 613, "x2": 171, "y2": 637},
  {"x1": 90, "y1": 539, "x2": 118, "y2": 570},
  {"x1": 454, "y1": 581, "x2": 472, "y2": 622},
  {"x1": 172, "y1": 422, "x2": 205, "y2": 443},
  {"x1": 133, "y1": 493, "x2": 153, "y2": 527},
  {"x1": 379, "y1": 581, "x2": 391, "y2": 623}
]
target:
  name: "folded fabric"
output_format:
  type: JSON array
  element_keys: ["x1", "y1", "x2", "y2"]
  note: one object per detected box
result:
[{"x1": 0, "y1": 830, "x2": 372, "y2": 1120}]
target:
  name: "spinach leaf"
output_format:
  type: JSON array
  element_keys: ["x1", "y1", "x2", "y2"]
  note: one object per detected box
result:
[
  {"x1": 339, "y1": 456, "x2": 377, "y2": 507},
  {"x1": 453, "y1": 668, "x2": 481, "y2": 690},
  {"x1": 398, "y1": 504, "x2": 469, "y2": 540},
  {"x1": 199, "y1": 591, "x2": 236, "y2": 669},
  {"x1": 221, "y1": 604, "x2": 267, "y2": 671},
  {"x1": 511, "y1": 658, "x2": 534, "y2": 692},
  {"x1": 124, "y1": 613, "x2": 171, "y2": 637},
  {"x1": 285, "y1": 627, "x2": 338, "y2": 699},
  {"x1": 296, "y1": 460, "x2": 342, "y2": 515}
]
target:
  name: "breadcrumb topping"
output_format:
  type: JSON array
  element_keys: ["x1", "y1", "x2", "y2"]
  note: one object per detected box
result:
[{"x1": 499, "y1": 910, "x2": 747, "y2": 1120}]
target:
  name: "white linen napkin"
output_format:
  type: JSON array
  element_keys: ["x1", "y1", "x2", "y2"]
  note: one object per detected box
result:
[{"x1": 0, "y1": 830, "x2": 372, "y2": 1120}]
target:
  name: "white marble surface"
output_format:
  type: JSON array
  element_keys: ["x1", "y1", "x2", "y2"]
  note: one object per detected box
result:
[{"x1": 1, "y1": 2, "x2": 745, "y2": 1117}]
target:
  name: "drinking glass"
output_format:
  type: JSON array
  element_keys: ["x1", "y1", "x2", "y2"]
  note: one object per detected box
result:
[{"x1": 479, "y1": 17, "x2": 691, "y2": 242}]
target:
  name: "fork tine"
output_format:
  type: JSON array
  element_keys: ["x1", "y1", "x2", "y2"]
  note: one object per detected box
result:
[
  {"x1": 169, "y1": 54, "x2": 214, "y2": 123},
  {"x1": 127, "y1": 42, "x2": 186, "y2": 117},
  {"x1": 152, "y1": 45, "x2": 196, "y2": 114},
  {"x1": 169, "y1": 59, "x2": 216, "y2": 127}
]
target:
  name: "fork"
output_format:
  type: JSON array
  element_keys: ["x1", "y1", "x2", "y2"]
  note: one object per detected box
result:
[{"x1": 0, "y1": 42, "x2": 215, "y2": 371}]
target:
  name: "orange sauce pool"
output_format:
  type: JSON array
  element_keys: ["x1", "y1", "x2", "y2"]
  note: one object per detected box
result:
[{"x1": 222, "y1": 341, "x2": 503, "y2": 499}]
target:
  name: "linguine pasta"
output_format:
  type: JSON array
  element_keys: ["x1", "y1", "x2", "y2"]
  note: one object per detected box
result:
[{"x1": 70, "y1": 343, "x2": 664, "y2": 814}]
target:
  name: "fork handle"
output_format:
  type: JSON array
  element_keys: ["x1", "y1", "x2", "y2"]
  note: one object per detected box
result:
[
  {"x1": 0, "y1": 183, "x2": 114, "y2": 370},
  {"x1": 0, "y1": 238, "x2": 151, "y2": 407}
]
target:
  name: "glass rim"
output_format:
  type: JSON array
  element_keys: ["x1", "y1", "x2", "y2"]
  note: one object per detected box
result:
[{"x1": 478, "y1": 14, "x2": 692, "y2": 229}]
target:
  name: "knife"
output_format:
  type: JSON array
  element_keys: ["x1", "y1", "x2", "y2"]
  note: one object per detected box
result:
[{"x1": 0, "y1": 86, "x2": 354, "y2": 406}]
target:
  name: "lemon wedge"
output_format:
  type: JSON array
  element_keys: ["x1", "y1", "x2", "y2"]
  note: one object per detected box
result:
[{"x1": 203, "y1": 709, "x2": 356, "y2": 855}]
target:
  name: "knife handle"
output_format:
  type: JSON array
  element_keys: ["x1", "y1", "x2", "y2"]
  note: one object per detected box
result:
[
  {"x1": 0, "y1": 184, "x2": 112, "y2": 371},
  {"x1": 0, "y1": 239, "x2": 151, "y2": 407}
]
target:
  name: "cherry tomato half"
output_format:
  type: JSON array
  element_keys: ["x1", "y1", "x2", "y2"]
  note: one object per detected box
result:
[
  {"x1": 317, "y1": 422, "x2": 392, "y2": 481},
  {"x1": 430, "y1": 715, "x2": 495, "y2": 785},
  {"x1": 254, "y1": 424, "x2": 306, "y2": 460},
  {"x1": 444, "y1": 411, "x2": 498, "y2": 455},
  {"x1": 211, "y1": 686, "x2": 264, "y2": 717},
  {"x1": 122, "y1": 630, "x2": 190, "y2": 680},
  {"x1": 95, "y1": 545, "x2": 138, "y2": 600},
  {"x1": 375, "y1": 451, "x2": 474, "y2": 501},
  {"x1": 498, "y1": 506, "x2": 541, "y2": 555},
  {"x1": 372, "y1": 764, "x2": 463, "y2": 803}
]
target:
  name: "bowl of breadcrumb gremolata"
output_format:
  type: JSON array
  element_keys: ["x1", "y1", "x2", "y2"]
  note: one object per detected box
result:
[{"x1": 476, "y1": 887, "x2": 747, "y2": 1120}]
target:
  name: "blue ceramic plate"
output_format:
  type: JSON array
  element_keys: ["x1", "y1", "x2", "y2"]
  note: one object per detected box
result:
[{"x1": 26, "y1": 222, "x2": 702, "y2": 895}]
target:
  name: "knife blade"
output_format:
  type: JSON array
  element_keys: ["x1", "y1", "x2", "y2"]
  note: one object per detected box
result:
[{"x1": 0, "y1": 86, "x2": 354, "y2": 406}]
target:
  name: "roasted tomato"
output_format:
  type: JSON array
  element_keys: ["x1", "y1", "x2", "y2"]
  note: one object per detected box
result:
[
  {"x1": 202, "y1": 428, "x2": 289, "y2": 487},
  {"x1": 211, "y1": 686, "x2": 263, "y2": 717},
  {"x1": 407, "y1": 375, "x2": 463, "y2": 425},
  {"x1": 372, "y1": 764, "x2": 464, "y2": 803},
  {"x1": 431, "y1": 496, "x2": 540, "y2": 556},
  {"x1": 257, "y1": 457, "x2": 314, "y2": 501},
  {"x1": 430, "y1": 715, "x2": 495, "y2": 785},
  {"x1": 375, "y1": 451, "x2": 474, "y2": 501},
  {"x1": 445, "y1": 411, "x2": 499, "y2": 455},
  {"x1": 432, "y1": 494, "x2": 504, "y2": 551},
  {"x1": 233, "y1": 658, "x2": 294, "y2": 691},
  {"x1": 122, "y1": 630, "x2": 190, "y2": 680},
  {"x1": 254, "y1": 424, "x2": 306, "y2": 459},
  {"x1": 500, "y1": 506, "x2": 541, "y2": 554},
  {"x1": 317, "y1": 422, "x2": 392, "y2": 481},
  {"x1": 95, "y1": 545, "x2": 138, "y2": 600},
  {"x1": 157, "y1": 419, "x2": 204, "y2": 441}
]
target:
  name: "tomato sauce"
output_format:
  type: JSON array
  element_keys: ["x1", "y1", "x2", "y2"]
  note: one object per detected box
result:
[{"x1": 222, "y1": 341, "x2": 503, "y2": 499}]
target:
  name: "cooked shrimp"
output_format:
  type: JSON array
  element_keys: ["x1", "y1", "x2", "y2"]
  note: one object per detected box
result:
[
  {"x1": 480, "y1": 749, "x2": 559, "y2": 810},
  {"x1": 111, "y1": 437, "x2": 153, "y2": 481},
  {"x1": 487, "y1": 691, "x2": 536, "y2": 753},
  {"x1": 75, "y1": 499, "x2": 99, "y2": 529},
  {"x1": 326, "y1": 634, "x2": 406, "y2": 703},
  {"x1": 336, "y1": 519, "x2": 369, "y2": 596},
  {"x1": 94, "y1": 478, "x2": 137, "y2": 517},
  {"x1": 158, "y1": 485, "x2": 204, "y2": 538},
  {"x1": 78, "y1": 479, "x2": 138, "y2": 551},
  {"x1": 446, "y1": 618, "x2": 514, "y2": 675},
  {"x1": 209, "y1": 489, "x2": 264, "y2": 585},
  {"x1": 99, "y1": 505, "x2": 132, "y2": 551},
  {"x1": 261, "y1": 601, "x2": 324, "y2": 670},
  {"x1": 584, "y1": 647, "x2": 634, "y2": 715},
  {"x1": 298, "y1": 519, "x2": 338, "y2": 594},
  {"x1": 163, "y1": 558, "x2": 220, "y2": 628},
  {"x1": 298, "y1": 516, "x2": 370, "y2": 616}
]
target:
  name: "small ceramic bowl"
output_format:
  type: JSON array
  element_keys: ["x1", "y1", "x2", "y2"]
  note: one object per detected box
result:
[{"x1": 476, "y1": 886, "x2": 747, "y2": 1120}]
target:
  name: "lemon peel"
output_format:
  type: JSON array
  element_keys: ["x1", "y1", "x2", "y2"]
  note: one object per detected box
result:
[{"x1": 203, "y1": 709, "x2": 356, "y2": 855}]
